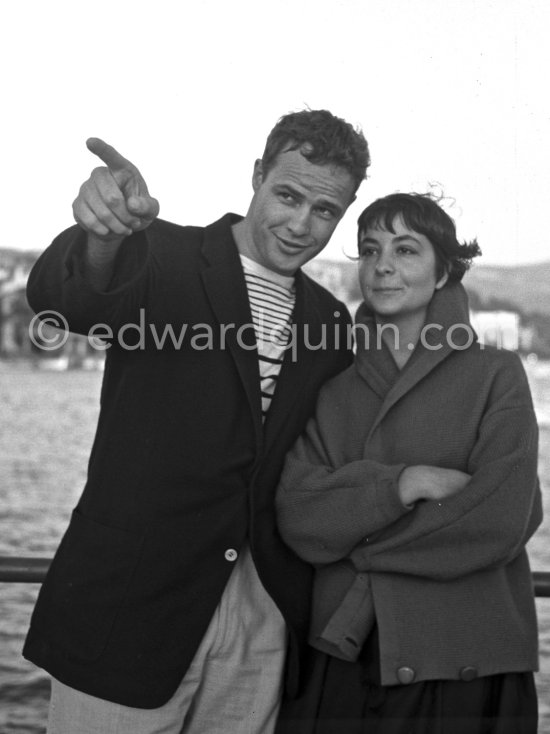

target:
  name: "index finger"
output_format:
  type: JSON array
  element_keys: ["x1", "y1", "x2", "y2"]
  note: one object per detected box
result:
[{"x1": 86, "y1": 137, "x2": 137, "y2": 175}]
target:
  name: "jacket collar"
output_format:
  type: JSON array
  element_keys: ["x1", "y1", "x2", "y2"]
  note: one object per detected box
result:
[
  {"x1": 198, "y1": 213, "x2": 325, "y2": 451},
  {"x1": 199, "y1": 214, "x2": 263, "y2": 449}
]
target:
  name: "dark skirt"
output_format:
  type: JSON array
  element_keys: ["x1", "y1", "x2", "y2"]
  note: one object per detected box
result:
[{"x1": 276, "y1": 628, "x2": 538, "y2": 734}]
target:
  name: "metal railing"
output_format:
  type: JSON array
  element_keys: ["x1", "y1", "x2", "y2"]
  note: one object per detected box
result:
[
  {"x1": 0, "y1": 557, "x2": 52, "y2": 583},
  {"x1": 1, "y1": 556, "x2": 550, "y2": 596}
]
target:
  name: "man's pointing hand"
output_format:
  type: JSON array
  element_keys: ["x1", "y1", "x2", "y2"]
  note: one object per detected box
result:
[{"x1": 72, "y1": 138, "x2": 160, "y2": 242}]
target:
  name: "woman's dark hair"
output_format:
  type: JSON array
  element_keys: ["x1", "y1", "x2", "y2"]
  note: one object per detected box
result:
[
  {"x1": 261, "y1": 109, "x2": 371, "y2": 194},
  {"x1": 357, "y1": 192, "x2": 481, "y2": 282}
]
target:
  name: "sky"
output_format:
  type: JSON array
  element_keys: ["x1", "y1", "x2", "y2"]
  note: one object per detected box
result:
[{"x1": 2, "y1": 0, "x2": 549, "y2": 265}]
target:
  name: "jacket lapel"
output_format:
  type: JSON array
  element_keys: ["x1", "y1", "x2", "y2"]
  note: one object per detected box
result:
[
  {"x1": 263, "y1": 272, "x2": 323, "y2": 448},
  {"x1": 199, "y1": 214, "x2": 263, "y2": 450}
]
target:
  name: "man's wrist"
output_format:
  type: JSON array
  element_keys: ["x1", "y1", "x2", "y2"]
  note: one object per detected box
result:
[
  {"x1": 84, "y1": 234, "x2": 124, "y2": 290},
  {"x1": 86, "y1": 234, "x2": 124, "y2": 263}
]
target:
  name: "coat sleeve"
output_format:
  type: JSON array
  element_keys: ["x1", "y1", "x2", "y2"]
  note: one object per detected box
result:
[
  {"x1": 350, "y1": 353, "x2": 543, "y2": 580},
  {"x1": 275, "y1": 381, "x2": 409, "y2": 564},
  {"x1": 26, "y1": 224, "x2": 152, "y2": 335}
]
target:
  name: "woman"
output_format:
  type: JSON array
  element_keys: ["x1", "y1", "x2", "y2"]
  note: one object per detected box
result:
[{"x1": 275, "y1": 193, "x2": 541, "y2": 734}]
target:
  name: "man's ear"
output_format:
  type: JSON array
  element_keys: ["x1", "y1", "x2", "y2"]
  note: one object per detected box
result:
[{"x1": 252, "y1": 159, "x2": 264, "y2": 192}]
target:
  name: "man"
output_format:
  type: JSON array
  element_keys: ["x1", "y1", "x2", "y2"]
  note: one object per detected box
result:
[{"x1": 24, "y1": 109, "x2": 370, "y2": 733}]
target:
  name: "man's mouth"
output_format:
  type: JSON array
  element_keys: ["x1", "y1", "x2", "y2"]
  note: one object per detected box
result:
[{"x1": 276, "y1": 236, "x2": 308, "y2": 251}]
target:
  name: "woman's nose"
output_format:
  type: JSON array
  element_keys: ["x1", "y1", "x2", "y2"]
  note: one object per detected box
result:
[{"x1": 375, "y1": 253, "x2": 395, "y2": 274}]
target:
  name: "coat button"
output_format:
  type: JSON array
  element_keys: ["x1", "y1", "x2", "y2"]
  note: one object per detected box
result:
[
  {"x1": 459, "y1": 666, "x2": 478, "y2": 681},
  {"x1": 396, "y1": 666, "x2": 416, "y2": 684},
  {"x1": 224, "y1": 548, "x2": 238, "y2": 562}
]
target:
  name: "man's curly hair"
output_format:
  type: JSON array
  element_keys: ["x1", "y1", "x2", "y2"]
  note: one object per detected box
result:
[{"x1": 261, "y1": 109, "x2": 370, "y2": 194}]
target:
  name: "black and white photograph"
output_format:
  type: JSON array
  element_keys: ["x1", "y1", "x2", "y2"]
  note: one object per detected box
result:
[{"x1": 1, "y1": 1, "x2": 549, "y2": 732}]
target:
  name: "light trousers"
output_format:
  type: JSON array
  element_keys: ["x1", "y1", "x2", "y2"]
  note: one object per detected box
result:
[{"x1": 47, "y1": 545, "x2": 287, "y2": 734}]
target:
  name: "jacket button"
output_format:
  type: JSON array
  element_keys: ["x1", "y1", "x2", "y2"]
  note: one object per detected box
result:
[
  {"x1": 459, "y1": 666, "x2": 478, "y2": 681},
  {"x1": 224, "y1": 548, "x2": 238, "y2": 562},
  {"x1": 396, "y1": 666, "x2": 416, "y2": 684}
]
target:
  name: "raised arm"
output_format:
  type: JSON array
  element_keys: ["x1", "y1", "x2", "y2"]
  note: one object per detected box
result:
[
  {"x1": 27, "y1": 140, "x2": 161, "y2": 333},
  {"x1": 74, "y1": 138, "x2": 159, "y2": 289}
]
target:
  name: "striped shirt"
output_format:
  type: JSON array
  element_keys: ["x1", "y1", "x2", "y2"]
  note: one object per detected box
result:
[{"x1": 240, "y1": 255, "x2": 296, "y2": 421}]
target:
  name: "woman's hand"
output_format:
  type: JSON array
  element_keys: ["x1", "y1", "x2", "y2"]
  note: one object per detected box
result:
[{"x1": 398, "y1": 465, "x2": 471, "y2": 506}]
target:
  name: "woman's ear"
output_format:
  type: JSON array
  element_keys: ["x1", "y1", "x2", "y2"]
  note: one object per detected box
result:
[{"x1": 435, "y1": 269, "x2": 449, "y2": 290}]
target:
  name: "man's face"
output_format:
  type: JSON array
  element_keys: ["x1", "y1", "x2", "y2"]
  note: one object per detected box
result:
[{"x1": 240, "y1": 148, "x2": 356, "y2": 276}]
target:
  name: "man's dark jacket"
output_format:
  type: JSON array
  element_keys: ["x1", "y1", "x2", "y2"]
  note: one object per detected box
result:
[{"x1": 23, "y1": 213, "x2": 353, "y2": 708}]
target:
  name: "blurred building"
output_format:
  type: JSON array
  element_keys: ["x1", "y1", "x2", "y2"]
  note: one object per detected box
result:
[
  {"x1": 469, "y1": 310, "x2": 520, "y2": 351},
  {"x1": 304, "y1": 258, "x2": 362, "y2": 316},
  {"x1": 0, "y1": 262, "x2": 35, "y2": 356}
]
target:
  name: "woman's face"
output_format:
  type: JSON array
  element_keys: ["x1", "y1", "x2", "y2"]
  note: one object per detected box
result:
[{"x1": 358, "y1": 216, "x2": 448, "y2": 324}]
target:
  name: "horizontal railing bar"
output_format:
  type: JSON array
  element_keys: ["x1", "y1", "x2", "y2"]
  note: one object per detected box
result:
[
  {"x1": 1, "y1": 557, "x2": 550, "y2": 597},
  {"x1": 533, "y1": 572, "x2": 550, "y2": 598},
  {"x1": 0, "y1": 556, "x2": 51, "y2": 582}
]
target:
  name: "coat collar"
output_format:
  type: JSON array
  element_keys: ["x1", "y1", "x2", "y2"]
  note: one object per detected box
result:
[{"x1": 354, "y1": 281, "x2": 476, "y2": 436}]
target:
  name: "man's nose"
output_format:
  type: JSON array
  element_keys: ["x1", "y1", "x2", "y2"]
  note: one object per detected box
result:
[{"x1": 287, "y1": 206, "x2": 311, "y2": 236}]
